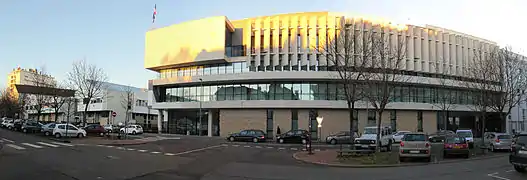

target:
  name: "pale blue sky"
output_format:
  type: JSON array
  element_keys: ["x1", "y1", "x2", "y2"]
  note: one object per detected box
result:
[{"x1": 1, "y1": 0, "x2": 525, "y2": 89}]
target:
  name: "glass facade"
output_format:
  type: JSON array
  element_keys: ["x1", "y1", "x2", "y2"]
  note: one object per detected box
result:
[{"x1": 163, "y1": 82, "x2": 487, "y2": 105}]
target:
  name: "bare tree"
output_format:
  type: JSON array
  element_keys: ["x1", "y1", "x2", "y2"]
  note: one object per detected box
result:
[
  {"x1": 0, "y1": 89, "x2": 22, "y2": 118},
  {"x1": 430, "y1": 61, "x2": 457, "y2": 130},
  {"x1": 463, "y1": 45, "x2": 501, "y2": 146},
  {"x1": 29, "y1": 67, "x2": 54, "y2": 121},
  {"x1": 67, "y1": 59, "x2": 108, "y2": 126},
  {"x1": 490, "y1": 47, "x2": 527, "y2": 132},
  {"x1": 320, "y1": 19, "x2": 374, "y2": 141},
  {"x1": 362, "y1": 24, "x2": 408, "y2": 152},
  {"x1": 49, "y1": 83, "x2": 69, "y2": 122},
  {"x1": 121, "y1": 85, "x2": 135, "y2": 137}
]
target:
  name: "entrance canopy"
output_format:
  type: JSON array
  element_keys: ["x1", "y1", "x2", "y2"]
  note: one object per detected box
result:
[{"x1": 15, "y1": 84, "x2": 75, "y2": 97}]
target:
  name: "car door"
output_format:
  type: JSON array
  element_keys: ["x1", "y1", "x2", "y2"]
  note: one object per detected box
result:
[
  {"x1": 282, "y1": 131, "x2": 294, "y2": 143},
  {"x1": 66, "y1": 125, "x2": 79, "y2": 137},
  {"x1": 237, "y1": 130, "x2": 249, "y2": 141},
  {"x1": 293, "y1": 130, "x2": 305, "y2": 143},
  {"x1": 338, "y1": 131, "x2": 351, "y2": 143}
]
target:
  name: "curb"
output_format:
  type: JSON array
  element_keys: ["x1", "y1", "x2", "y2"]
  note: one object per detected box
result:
[
  {"x1": 97, "y1": 141, "x2": 150, "y2": 146},
  {"x1": 292, "y1": 151, "x2": 508, "y2": 168}
]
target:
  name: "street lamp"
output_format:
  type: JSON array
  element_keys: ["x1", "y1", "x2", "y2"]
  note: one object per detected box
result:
[
  {"x1": 316, "y1": 116, "x2": 324, "y2": 143},
  {"x1": 198, "y1": 78, "x2": 203, "y2": 136}
]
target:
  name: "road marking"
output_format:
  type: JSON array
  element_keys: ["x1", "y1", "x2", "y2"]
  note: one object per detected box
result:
[
  {"x1": 278, "y1": 147, "x2": 285, "y2": 150},
  {"x1": 243, "y1": 145, "x2": 251, "y2": 148},
  {"x1": 105, "y1": 145, "x2": 115, "y2": 148},
  {"x1": 487, "y1": 172, "x2": 511, "y2": 180},
  {"x1": 302, "y1": 148, "x2": 306, "y2": 151},
  {"x1": 36, "y1": 142, "x2": 59, "y2": 147},
  {"x1": 232, "y1": 145, "x2": 239, "y2": 147},
  {"x1": 255, "y1": 146, "x2": 262, "y2": 148},
  {"x1": 127, "y1": 148, "x2": 136, "y2": 151},
  {"x1": 138, "y1": 149, "x2": 148, "y2": 152},
  {"x1": 267, "y1": 146, "x2": 273, "y2": 149},
  {"x1": 151, "y1": 151, "x2": 161, "y2": 154},
  {"x1": 171, "y1": 145, "x2": 224, "y2": 156},
  {"x1": 221, "y1": 144, "x2": 228, "y2": 146},
  {"x1": 21, "y1": 143, "x2": 43, "y2": 148},
  {"x1": 505, "y1": 170, "x2": 515, "y2": 173},
  {"x1": 291, "y1": 148, "x2": 298, "y2": 150},
  {"x1": 164, "y1": 153, "x2": 175, "y2": 156},
  {"x1": 116, "y1": 147, "x2": 125, "y2": 150},
  {"x1": 6, "y1": 144, "x2": 26, "y2": 150},
  {"x1": 51, "y1": 142, "x2": 74, "y2": 147},
  {"x1": 2, "y1": 138, "x2": 14, "y2": 143},
  {"x1": 96, "y1": 145, "x2": 105, "y2": 147},
  {"x1": 315, "y1": 149, "x2": 321, "y2": 152}
]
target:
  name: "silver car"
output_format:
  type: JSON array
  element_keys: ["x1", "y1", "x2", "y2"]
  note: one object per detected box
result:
[
  {"x1": 399, "y1": 133, "x2": 431, "y2": 162},
  {"x1": 485, "y1": 132, "x2": 513, "y2": 152},
  {"x1": 325, "y1": 131, "x2": 358, "y2": 144}
]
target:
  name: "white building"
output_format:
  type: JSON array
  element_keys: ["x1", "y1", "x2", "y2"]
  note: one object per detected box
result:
[
  {"x1": 508, "y1": 101, "x2": 527, "y2": 133},
  {"x1": 76, "y1": 82, "x2": 159, "y2": 130}
]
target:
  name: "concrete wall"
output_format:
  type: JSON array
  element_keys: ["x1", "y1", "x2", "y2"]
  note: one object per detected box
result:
[{"x1": 219, "y1": 109, "x2": 266, "y2": 137}]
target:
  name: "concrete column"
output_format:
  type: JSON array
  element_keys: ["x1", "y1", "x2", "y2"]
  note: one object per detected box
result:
[
  {"x1": 163, "y1": 110, "x2": 169, "y2": 133},
  {"x1": 208, "y1": 110, "x2": 213, "y2": 137},
  {"x1": 157, "y1": 110, "x2": 162, "y2": 134}
]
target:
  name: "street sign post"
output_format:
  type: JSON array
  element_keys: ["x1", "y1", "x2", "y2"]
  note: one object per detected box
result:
[{"x1": 112, "y1": 112, "x2": 117, "y2": 117}]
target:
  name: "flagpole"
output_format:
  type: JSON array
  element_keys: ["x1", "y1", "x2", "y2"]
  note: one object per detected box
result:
[{"x1": 150, "y1": 4, "x2": 157, "y2": 31}]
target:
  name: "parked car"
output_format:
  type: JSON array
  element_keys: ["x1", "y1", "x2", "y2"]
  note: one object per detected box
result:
[
  {"x1": 103, "y1": 124, "x2": 120, "y2": 133},
  {"x1": 399, "y1": 133, "x2": 431, "y2": 162},
  {"x1": 354, "y1": 126, "x2": 393, "y2": 151},
  {"x1": 428, "y1": 130, "x2": 455, "y2": 143},
  {"x1": 325, "y1": 131, "x2": 358, "y2": 145},
  {"x1": 456, "y1": 129, "x2": 474, "y2": 148},
  {"x1": 392, "y1": 131, "x2": 411, "y2": 143},
  {"x1": 41, "y1": 123, "x2": 56, "y2": 136},
  {"x1": 276, "y1": 130, "x2": 310, "y2": 144},
  {"x1": 1, "y1": 119, "x2": 12, "y2": 128},
  {"x1": 443, "y1": 135, "x2": 470, "y2": 158},
  {"x1": 227, "y1": 129, "x2": 266, "y2": 143},
  {"x1": 83, "y1": 124, "x2": 107, "y2": 136},
  {"x1": 510, "y1": 132, "x2": 527, "y2": 173},
  {"x1": 120, "y1": 125, "x2": 143, "y2": 135},
  {"x1": 5, "y1": 120, "x2": 15, "y2": 130},
  {"x1": 485, "y1": 132, "x2": 513, "y2": 152},
  {"x1": 52, "y1": 124, "x2": 87, "y2": 138},
  {"x1": 13, "y1": 119, "x2": 25, "y2": 131},
  {"x1": 21, "y1": 121, "x2": 43, "y2": 133}
]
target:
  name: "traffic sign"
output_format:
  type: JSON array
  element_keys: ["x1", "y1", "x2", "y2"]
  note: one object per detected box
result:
[{"x1": 112, "y1": 112, "x2": 117, "y2": 117}]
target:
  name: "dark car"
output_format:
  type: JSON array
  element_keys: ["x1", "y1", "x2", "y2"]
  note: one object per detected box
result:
[
  {"x1": 429, "y1": 130, "x2": 455, "y2": 143},
  {"x1": 83, "y1": 124, "x2": 107, "y2": 136},
  {"x1": 276, "y1": 130, "x2": 310, "y2": 144},
  {"x1": 21, "y1": 121, "x2": 43, "y2": 133},
  {"x1": 443, "y1": 135, "x2": 470, "y2": 158},
  {"x1": 227, "y1": 129, "x2": 266, "y2": 143},
  {"x1": 510, "y1": 132, "x2": 527, "y2": 173},
  {"x1": 13, "y1": 119, "x2": 25, "y2": 131}
]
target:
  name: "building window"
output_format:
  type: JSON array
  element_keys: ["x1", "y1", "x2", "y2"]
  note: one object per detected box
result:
[
  {"x1": 291, "y1": 109, "x2": 298, "y2": 130},
  {"x1": 390, "y1": 110, "x2": 397, "y2": 131},
  {"x1": 367, "y1": 110, "x2": 376, "y2": 126},
  {"x1": 266, "y1": 109, "x2": 274, "y2": 138},
  {"x1": 309, "y1": 109, "x2": 318, "y2": 140},
  {"x1": 417, "y1": 111, "x2": 423, "y2": 132}
]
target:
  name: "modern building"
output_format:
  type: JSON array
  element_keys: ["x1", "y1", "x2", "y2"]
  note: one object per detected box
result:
[
  {"x1": 145, "y1": 12, "x2": 506, "y2": 139},
  {"x1": 7, "y1": 67, "x2": 56, "y2": 98},
  {"x1": 75, "y1": 82, "x2": 158, "y2": 130}
]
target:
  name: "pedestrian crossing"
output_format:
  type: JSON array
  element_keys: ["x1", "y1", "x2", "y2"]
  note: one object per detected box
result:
[{"x1": 1, "y1": 138, "x2": 76, "y2": 151}]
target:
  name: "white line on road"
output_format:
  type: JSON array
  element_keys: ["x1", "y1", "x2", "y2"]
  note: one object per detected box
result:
[
  {"x1": 221, "y1": 144, "x2": 228, "y2": 146},
  {"x1": 278, "y1": 147, "x2": 285, "y2": 150},
  {"x1": 302, "y1": 148, "x2": 306, "y2": 151},
  {"x1": 138, "y1": 149, "x2": 148, "y2": 152},
  {"x1": 267, "y1": 146, "x2": 273, "y2": 149},
  {"x1": 487, "y1": 172, "x2": 511, "y2": 180},
  {"x1": 151, "y1": 151, "x2": 161, "y2": 154},
  {"x1": 36, "y1": 142, "x2": 59, "y2": 147},
  {"x1": 50, "y1": 142, "x2": 74, "y2": 147},
  {"x1": 291, "y1": 148, "x2": 298, "y2": 150},
  {"x1": 232, "y1": 145, "x2": 239, "y2": 147},
  {"x1": 2, "y1": 138, "x2": 14, "y2": 143},
  {"x1": 6, "y1": 144, "x2": 26, "y2": 150},
  {"x1": 255, "y1": 146, "x2": 262, "y2": 148},
  {"x1": 164, "y1": 153, "x2": 175, "y2": 156},
  {"x1": 505, "y1": 170, "x2": 515, "y2": 173},
  {"x1": 314, "y1": 149, "x2": 321, "y2": 152},
  {"x1": 21, "y1": 143, "x2": 43, "y2": 148},
  {"x1": 116, "y1": 147, "x2": 125, "y2": 150},
  {"x1": 243, "y1": 145, "x2": 251, "y2": 148},
  {"x1": 127, "y1": 148, "x2": 136, "y2": 151},
  {"x1": 96, "y1": 145, "x2": 105, "y2": 147},
  {"x1": 171, "y1": 145, "x2": 224, "y2": 156}
]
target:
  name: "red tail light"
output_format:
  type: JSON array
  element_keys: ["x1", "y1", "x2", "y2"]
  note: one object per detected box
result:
[
  {"x1": 444, "y1": 144, "x2": 451, "y2": 149},
  {"x1": 400, "y1": 141, "x2": 404, "y2": 147},
  {"x1": 461, "y1": 143, "x2": 468, "y2": 149},
  {"x1": 260, "y1": 136, "x2": 265, "y2": 139},
  {"x1": 425, "y1": 143, "x2": 430, "y2": 148},
  {"x1": 495, "y1": 139, "x2": 500, "y2": 143}
]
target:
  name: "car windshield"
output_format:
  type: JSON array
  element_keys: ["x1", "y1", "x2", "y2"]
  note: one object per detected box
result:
[
  {"x1": 403, "y1": 134, "x2": 426, "y2": 141},
  {"x1": 396, "y1": 131, "x2": 410, "y2": 135},
  {"x1": 457, "y1": 131, "x2": 473, "y2": 138},
  {"x1": 446, "y1": 137, "x2": 466, "y2": 144},
  {"x1": 364, "y1": 128, "x2": 377, "y2": 134},
  {"x1": 498, "y1": 135, "x2": 512, "y2": 139}
]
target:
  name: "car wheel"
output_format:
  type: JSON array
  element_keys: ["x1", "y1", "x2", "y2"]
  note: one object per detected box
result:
[
  {"x1": 22, "y1": 129, "x2": 27, "y2": 133},
  {"x1": 279, "y1": 139, "x2": 284, "y2": 144},
  {"x1": 301, "y1": 139, "x2": 307, "y2": 144},
  {"x1": 229, "y1": 136, "x2": 235, "y2": 142},
  {"x1": 108, "y1": 130, "x2": 112, "y2": 133},
  {"x1": 54, "y1": 133, "x2": 61, "y2": 138},
  {"x1": 399, "y1": 157, "x2": 405, "y2": 162},
  {"x1": 132, "y1": 131, "x2": 137, "y2": 135},
  {"x1": 77, "y1": 133, "x2": 84, "y2": 138},
  {"x1": 252, "y1": 138, "x2": 258, "y2": 143},
  {"x1": 330, "y1": 139, "x2": 337, "y2": 145},
  {"x1": 44, "y1": 131, "x2": 50, "y2": 136},
  {"x1": 514, "y1": 165, "x2": 526, "y2": 173},
  {"x1": 120, "y1": 130, "x2": 125, "y2": 134},
  {"x1": 99, "y1": 132, "x2": 104, "y2": 136}
]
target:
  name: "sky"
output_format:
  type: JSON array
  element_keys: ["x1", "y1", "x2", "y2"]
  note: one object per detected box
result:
[{"x1": 1, "y1": 0, "x2": 525, "y2": 89}]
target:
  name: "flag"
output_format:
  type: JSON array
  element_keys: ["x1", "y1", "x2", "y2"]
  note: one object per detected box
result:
[{"x1": 152, "y1": 4, "x2": 157, "y2": 23}]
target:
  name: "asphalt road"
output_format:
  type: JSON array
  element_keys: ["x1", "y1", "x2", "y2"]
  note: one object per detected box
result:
[{"x1": 1, "y1": 129, "x2": 526, "y2": 180}]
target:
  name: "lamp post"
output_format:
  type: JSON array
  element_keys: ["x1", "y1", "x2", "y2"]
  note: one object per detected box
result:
[
  {"x1": 316, "y1": 116, "x2": 324, "y2": 143},
  {"x1": 198, "y1": 78, "x2": 203, "y2": 136}
]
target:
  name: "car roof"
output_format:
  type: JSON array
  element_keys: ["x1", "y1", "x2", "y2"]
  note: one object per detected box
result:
[
  {"x1": 406, "y1": 132, "x2": 427, "y2": 135},
  {"x1": 456, "y1": 129, "x2": 472, "y2": 132}
]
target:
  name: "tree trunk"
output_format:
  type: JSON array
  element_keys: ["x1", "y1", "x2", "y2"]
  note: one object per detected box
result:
[
  {"x1": 83, "y1": 103, "x2": 89, "y2": 127},
  {"x1": 444, "y1": 110, "x2": 449, "y2": 130},
  {"x1": 481, "y1": 112, "x2": 486, "y2": 146},
  {"x1": 348, "y1": 100, "x2": 355, "y2": 144},
  {"x1": 376, "y1": 110, "x2": 383, "y2": 152},
  {"x1": 54, "y1": 110, "x2": 59, "y2": 122}
]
